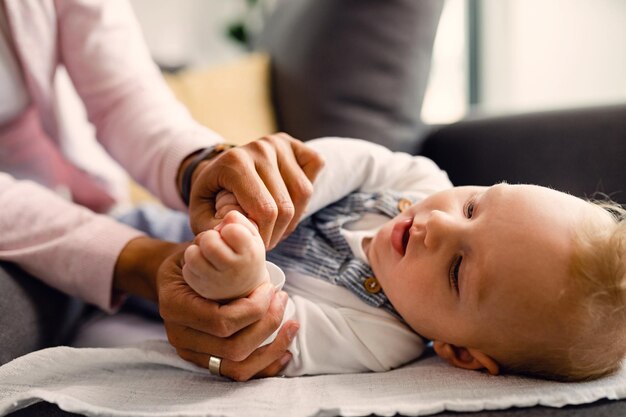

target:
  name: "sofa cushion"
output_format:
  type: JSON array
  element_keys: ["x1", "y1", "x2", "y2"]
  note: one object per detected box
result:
[{"x1": 258, "y1": 0, "x2": 444, "y2": 152}]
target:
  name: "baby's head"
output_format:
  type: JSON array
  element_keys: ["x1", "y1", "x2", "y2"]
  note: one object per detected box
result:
[{"x1": 366, "y1": 183, "x2": 626, "y2": 381}]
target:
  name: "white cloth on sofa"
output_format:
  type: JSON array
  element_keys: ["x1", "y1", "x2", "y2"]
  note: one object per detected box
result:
[
  {"x1": 1, "y1": 339, "x2": 626, "y2": 417},
  {"x1": 2, "y1": 137, "x2": 625, "y2": 415}
]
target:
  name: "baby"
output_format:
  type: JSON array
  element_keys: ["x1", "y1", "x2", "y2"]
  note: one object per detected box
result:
[{"x1": 182, "y1": 138, "x2": 626, "y2": 381}]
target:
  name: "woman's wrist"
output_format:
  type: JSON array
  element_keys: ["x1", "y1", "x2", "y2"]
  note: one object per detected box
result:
[
  {"x1": 176, "y1": 144, "x2": 235, "y2": 206},
  {"x1": 113, "y1": 236, "x2": 182, "y2": 302},
  {"x1": 177, "y1": 149, "x2": 204, "y2": 198}
]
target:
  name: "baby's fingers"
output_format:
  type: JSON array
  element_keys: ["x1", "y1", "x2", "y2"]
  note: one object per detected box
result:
[
  {"x1": 182, "y1": 244, "x2": 219, "y2": 286},
  {"x1": 193, "y1": 230, "x2": 236, "y2": 271},
  {"x1": 215, "y1": 190, "x2": 245, "y2": 219},
  {"x1": 215, "y1": 210, "x2": 259, "y2": 235},
  {"x1": 174, "y1": 321, "x2": 298, "y2": 381},
  {"x1": 219, "y1": 223, "x2": 264, "y2": 257}
]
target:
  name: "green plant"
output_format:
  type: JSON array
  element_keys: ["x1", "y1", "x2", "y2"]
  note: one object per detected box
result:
[{"x1": 227, "y1": 0, "x2": 259, "y2": 46}]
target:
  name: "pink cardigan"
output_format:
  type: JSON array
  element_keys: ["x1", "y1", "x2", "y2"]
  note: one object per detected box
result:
[{"x1": 0, "y1": 0, "x2": 223, "y2": 311}]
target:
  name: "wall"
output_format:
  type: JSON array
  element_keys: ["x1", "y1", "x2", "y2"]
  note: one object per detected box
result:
[
  {"x1": 129, "y1": 0, "x2": 247, "y2": 68},
  {"x1": 421, "y1": 0, "x2": 468, "y2": 124},
  {"x1": 479, "y1": 0, "x2": 626, "y2": 113}
]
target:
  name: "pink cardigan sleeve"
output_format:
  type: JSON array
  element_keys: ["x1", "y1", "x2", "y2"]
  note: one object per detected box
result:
[
  {"x1": 55, "y1": 0, "x2": 224, "y2": 211},
  {"x1": 0, "y1": 173, "x2": 144, "y2": 312}
]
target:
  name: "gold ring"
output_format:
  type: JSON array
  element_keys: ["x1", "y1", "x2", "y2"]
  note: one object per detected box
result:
[{"x1": 208, "y1": 355, "x2": 222, "y2": 376}]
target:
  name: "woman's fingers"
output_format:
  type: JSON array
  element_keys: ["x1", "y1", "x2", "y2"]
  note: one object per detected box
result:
[
  {"x1": 176, "y1": 321, "x2": 299, "y2": 381},
  {"x1": 276, "y1": 137, "x2": 324, "y2": 237},
  {"x1": 188, "y1": 146, "x2": 276, "y2": 238},
  {"x1": 253, "y1": 351, "x2": 293, "y2": 379},
  {"x1": 232, "y1": 138, "x2": 293, "y2": 249},
  {"x1": 160, "y1": 279, "x2": 277, "y2": 337},
  {"x1": 287, "y1": 133, "x2": 325, "y2": 183},
  {"x1": 187, "y1": 133, "x2": 323, "y2": 248},
  {"x1": 251, "y1": 133, "x2": 324, "y2": 247},
  {"x1": 162, "y1": 288, "x2": 289, "y2": 360},
  {"x1": 221, "y1": 321, "x2": 299, "y2": 381}
]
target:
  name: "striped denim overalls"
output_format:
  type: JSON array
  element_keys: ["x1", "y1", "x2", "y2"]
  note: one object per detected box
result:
[{"x1": 268, "y1": 190, "x2": 420, "y2": 317}]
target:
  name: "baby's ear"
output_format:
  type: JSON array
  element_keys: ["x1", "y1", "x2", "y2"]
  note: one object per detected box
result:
[{"x1": 432, "y1": 341, "x2": 500, "y2": 375}]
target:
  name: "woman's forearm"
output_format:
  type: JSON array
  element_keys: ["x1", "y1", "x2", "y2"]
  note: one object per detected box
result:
[{"x1": 0, "y1": 173, "x2": 144, "y2": 311}]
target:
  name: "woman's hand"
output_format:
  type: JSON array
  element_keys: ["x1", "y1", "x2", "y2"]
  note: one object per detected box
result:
[
  {"x1": 185, "y1": 133, "x2": 324, "y2": 249},
  {"x1": 157, "y1": 245, "x2": 298, "y2": 381},
  {"x1": 114, "y1": 237, "x2": 298, "y2": 381}
]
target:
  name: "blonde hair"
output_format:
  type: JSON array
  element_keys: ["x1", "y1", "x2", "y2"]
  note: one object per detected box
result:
[{"x1": 502, "y1": 198, "x2": 626, "y2": 381}]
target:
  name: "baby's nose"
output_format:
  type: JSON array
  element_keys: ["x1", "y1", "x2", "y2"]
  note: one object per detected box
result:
[{"x1": 424, "y1": 210, "x2": 460, "y2": 248}]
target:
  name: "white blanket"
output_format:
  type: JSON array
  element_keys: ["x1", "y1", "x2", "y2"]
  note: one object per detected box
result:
[{"x1": 1, "y1": 339, "x2": 626, "y2": 417}]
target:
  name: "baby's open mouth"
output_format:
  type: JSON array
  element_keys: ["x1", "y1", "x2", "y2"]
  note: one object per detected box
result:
[
  {"x1": 401, "y1": 227, "x2": 410, "y2": 255},
  {"x1": 391, "y1": 218, "x2": 413, "y2": 256}
]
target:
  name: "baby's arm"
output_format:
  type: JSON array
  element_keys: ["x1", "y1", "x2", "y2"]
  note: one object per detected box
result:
[{"x1": 182, "y1": 210, "x2": 269, "y2": 302}]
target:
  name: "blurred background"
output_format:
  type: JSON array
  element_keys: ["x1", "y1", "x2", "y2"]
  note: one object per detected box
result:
[
  {"x1": 129, "y1": 0, "x2": 626, "y2": 124},
  {"x1": 66, "y1": 0, "x2": 626, "y2": 207}
]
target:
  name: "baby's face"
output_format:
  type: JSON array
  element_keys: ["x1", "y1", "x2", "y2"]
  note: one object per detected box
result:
[{"x1": 366, "y1": 184, "x2": 591, "y2": 365}]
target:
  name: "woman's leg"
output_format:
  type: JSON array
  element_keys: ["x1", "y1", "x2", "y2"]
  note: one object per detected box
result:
[{"x1": 0, "y1": 262, "x2": 85, "y2": 365}]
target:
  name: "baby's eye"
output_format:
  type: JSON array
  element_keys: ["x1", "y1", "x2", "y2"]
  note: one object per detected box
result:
[
  {"x1": 465, "y1": 201, "x2": 475, "y2": 218},
  {"x1": 449, "y1": 256, "x2": 462, "y2": 292}
]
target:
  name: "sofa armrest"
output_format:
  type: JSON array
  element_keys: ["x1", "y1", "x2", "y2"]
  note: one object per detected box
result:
[{"x1": 419, "y1": 104, "x2": 626, "y2": 204}]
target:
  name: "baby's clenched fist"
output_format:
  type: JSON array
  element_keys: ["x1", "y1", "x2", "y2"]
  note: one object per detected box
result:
[{"x1": 183, "y1": 210, "x2": 269, "y2": 302}]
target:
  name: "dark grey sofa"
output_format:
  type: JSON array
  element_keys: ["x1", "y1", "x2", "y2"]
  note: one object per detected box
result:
[{"x1": 421, "y1": 104, "x2": 626, "y2": 206}]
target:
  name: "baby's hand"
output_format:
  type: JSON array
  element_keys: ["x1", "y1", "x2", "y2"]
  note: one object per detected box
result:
[
  {"x1": 182, "y1": 210, "x2": 269, "y2": 302},
  {"x1": 215, "y1": 190, "x2": 245, "y2": 219}
]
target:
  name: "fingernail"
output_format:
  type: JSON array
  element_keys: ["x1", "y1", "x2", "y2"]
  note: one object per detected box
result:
[
  {"x1": 279, "y1": 352, "x2": 292, "y2": 366},
  {"x1": 287, "y1": 323, "x2": 299, "y2": 341}
]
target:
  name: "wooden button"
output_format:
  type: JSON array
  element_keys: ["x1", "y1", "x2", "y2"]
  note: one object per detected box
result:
[
  {"x1": 363, "y1": 277, "x2": 381, "y2": 294},
  {"x1": 397, "y1": 198, "x2": 412, "y2": 213}
]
